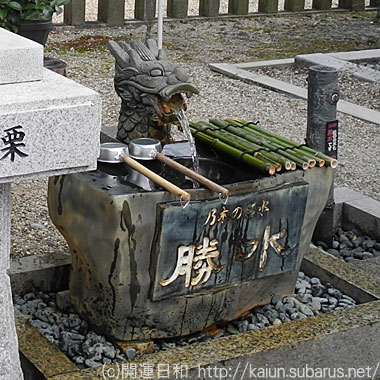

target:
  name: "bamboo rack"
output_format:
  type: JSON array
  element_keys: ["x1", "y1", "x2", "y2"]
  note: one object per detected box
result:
[{"x1": 190, "y1": 118, "x2": 338, "y2": 176}]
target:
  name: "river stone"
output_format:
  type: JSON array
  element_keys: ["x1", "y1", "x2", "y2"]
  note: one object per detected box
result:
[
  {"x1": 342, "y1": 295, "x2": 356, "y2": 304},
  {"x1": 298, "y1": 304, "x2": 315, "y2": 317},
  {"x1": 282, "y1": 296, "x2": 295, "y2": 306},
  {"x1": 316, "y1": 241, "x2": 328, "y2": 250},
  {"x1": 290, "y1": 312, "x2": 300, "y2": 320},
  {"x1": 256, "y1": 313, "x2": 270, "y2": 326},
  {"x1": 327, "y1": 288, "x2": 342, "y2": 300},
  {"x1": 279, "y1": 312, "x2": 290, "y2": 322},
  {"x1": 327, "y1": 248, "x2": 340, "y2": 257},
  {"x1": 104, "y1": 344, "x2": 116, "y2": 359},
  {"x1": 126, "y1": 347, "x2": 136, "y2": 360},
  {"x1": 31, "y1": 319, "x2": 50, "y2": 330},
  {"x1": 271, "y1": 295, "x2": 282, "y2": 305},
  {"x1": 238, "y1": 320, "x2": 249, "y2": 333},
  {"x1": 362, "y1": 239, "x2": 376, "y2": 249},
  {"x1": 226, "y1": 324, "x2": 239, "y2": 335},
  {"x1": 308, "y1": 299, "x2": 321, "y2": 311}
]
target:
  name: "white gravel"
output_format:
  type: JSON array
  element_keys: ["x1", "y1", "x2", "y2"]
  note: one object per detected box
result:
[{"x1": 10, "y1": 12, "x2": 380, "y2": 258}]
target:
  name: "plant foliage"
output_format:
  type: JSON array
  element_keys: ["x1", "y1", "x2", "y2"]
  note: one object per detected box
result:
[{"x1": 0, "y1": 0, "x2": 69, "y2": 32}]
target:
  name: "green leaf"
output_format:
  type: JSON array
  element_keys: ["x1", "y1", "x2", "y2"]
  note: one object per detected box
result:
[
  {"x1": 56, "y1": 0, "x2": 69, "y2": 6},
  {"x1": 22, "y1": 3, "x2": 39, "y2": 9},
  {"x1": 8, "y1": 1, "x2": 22, "y2": 11},
  {"x1": 22, "y1": 8, "x2": 41, "y2": 19},
  {"x1": 0, "y1": 8, "x2": 7, "y2": 19}
]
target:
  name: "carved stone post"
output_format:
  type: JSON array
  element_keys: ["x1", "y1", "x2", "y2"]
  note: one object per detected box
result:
[
  {"x1": 258, "y1": 0, "x2": 279, "y2": 13},
  {"x1": 199, "y1": 0, "x2": 220, "y2": 16},
  {"x1": 98, "y1": 0, "x2": 125, "y2": 26},
  {"x1": 167, "y1": 0, "x2": 188, "y2": 18},
  {"x1": 228, "y1": 0, "x2": 249, "y2": 14},
  {"x1": 284, "y1": 0, "x2": 305, "y2": 11},
  {"x1": 0, "y1": 184, "x2": 23, "y2": 379},
  {"x1": 307, "y1": 65, "x2": 339, "y2": 246},
  {"x1": 338, "y1": 0, "x2": 365, "y2": 10},
  {"x1": 64, "y1": 0, "x2": 85, "y2": 25},
  {"x1": 135, "y1": 0, "x2": 157, "y2": 20},
  {"x1": 312, "y1": 0, "x2": 332, "y2": 10}
]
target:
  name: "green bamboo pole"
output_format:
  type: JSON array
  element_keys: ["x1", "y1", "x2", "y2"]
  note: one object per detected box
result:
[
  {"x1": 196, "y1": 121, "x2": 289, "y2": 171},
  {"x1": 189, "y1": 126, "x2": 276, "y2": 175},
  {"x1": 233, "y1": 121, "x2": 323, "y2": 167},
  {"x1": 210, "y1": 119, "x2": 309, "y2": 170},
  {"x1": 222, "y1": 119, "x2": 317, "y2": 168},
  {"x1": 233, "y1": 118, "x2": 338, "y2": 168}
]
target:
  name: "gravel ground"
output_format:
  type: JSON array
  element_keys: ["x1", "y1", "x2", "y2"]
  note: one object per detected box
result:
[{"x1": 10, "y1": 12, "x2": 380, "y2": 258}]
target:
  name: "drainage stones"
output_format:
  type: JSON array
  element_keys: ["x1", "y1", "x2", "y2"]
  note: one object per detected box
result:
[
  {"x1": 15, "y1": 273, "x2": 358, "y2": 368},
  {"x1": 154, "y1": 272, "x2": 358, "y2": 350},
  {"x1": 316, "y1": 227, "x2": 380, "y2": 263},
  {"x1": 13, "y1": 291, "x2": 130, "y2": 369}
]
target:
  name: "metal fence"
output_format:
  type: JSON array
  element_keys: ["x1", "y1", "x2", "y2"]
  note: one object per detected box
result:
[{"x1": 62, "y1": 0, "x2": 376, "y2": 27}]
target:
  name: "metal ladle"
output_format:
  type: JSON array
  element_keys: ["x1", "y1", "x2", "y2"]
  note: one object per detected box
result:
[
  {"x1": 98, "y1": 142, "x2": 191, "y2": 202},
  {"x1": 129, "y1": 138, "x2": 230, "y2": 199}
]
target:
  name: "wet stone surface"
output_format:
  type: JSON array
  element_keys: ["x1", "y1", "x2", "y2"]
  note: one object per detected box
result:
[
  {"x1": 316, "y1": 227, "x2": 380, "y2": 263},
  {"x1": 14, "y1": 272, "x2": 358, "y2": 368}
]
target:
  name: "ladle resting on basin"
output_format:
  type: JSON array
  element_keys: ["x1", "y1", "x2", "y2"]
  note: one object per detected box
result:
[
  {"x1": 129, "y1": 138, "x2": 230, "y2": 198},
  {"x1": 98, "y1": 142, "x2": 190, "y2": 202}
]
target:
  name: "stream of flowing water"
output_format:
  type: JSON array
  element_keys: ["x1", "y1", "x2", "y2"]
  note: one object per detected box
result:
[{"x1": 174, "y1": 109, "x2": 200, "y2": 175}]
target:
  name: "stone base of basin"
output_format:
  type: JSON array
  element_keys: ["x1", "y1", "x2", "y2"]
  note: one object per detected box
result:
[{"x1": 13, "y1": 246, "x2": 380, "y2": 380}]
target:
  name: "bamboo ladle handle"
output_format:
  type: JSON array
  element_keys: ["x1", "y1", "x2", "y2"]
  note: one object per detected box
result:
[
  {"x1": 155, "y1": 152, "x2": 230, "y2": 198},
  {"x1": 122, "y1": 156, "x2": 191, "y2": 201}
]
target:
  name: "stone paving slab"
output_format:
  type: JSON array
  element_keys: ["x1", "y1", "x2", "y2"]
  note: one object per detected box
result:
[
  {"x1": 235, "y1": 58, "x2": 295, "y2": 70},
  {"x1": 352, "y1": 257, "x2": 380, "y2": 282},
  {"x1": 209, "y1": 63, "x2": 380, "y2": 125},
  {"x1": 15, "y1": 311, "x2": 77, "y2": 379},
  {"x1": 334, "y1": 187, "x2": 380, "y2": 241},
  {"x1": 328, "y1": 49, "x2": 380, "y2": 62},
  {"x1": 9, "y1": 252, "x2": 71, "y2": 295},
  {"x1": 295, "y1": 52, "x2": 380, "y2": 83}
]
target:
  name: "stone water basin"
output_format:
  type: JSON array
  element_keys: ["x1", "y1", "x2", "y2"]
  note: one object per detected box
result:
[{"x1": 48, "y1": 142, "x2": 334, "y2": 342}]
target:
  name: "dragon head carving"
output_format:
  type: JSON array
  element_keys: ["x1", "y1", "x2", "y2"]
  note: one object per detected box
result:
[{"x1": 107, "y1": 39, "x2": 199, "y2": 144}]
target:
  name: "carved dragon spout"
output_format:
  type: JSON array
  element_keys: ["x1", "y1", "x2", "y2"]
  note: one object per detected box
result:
[{"x1": 107, "y1": 39, "x2": 199, "y2": 144}]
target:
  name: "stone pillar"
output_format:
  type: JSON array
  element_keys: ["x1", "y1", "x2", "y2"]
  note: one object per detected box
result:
[
  {"x1": 284, "y1": 0, "x2": 305, "y2": 11},
  {"x1": 258, "y1": 0, "x2": 279, "y2": 13},
  {"x1": 0, "y1": 26, "x2": 101, "y2": 380},
  {"x1": 228, "y1": 0, "x2": 249, "y2": 14},
  {"x1": 98, "y1": 0, "x2": 125, "y2": 26},
  {"x1": 338, "y1": 0, "x2": 365, "y2": 9},
  {"x1": 199, "y1": 0, "x2": 220, "y2": 16},
  {"x1": 135, "y1": 0, "x2": 157, "y2": 20},
  {"x1": 167, "y1": 0, "x2": 188, "y2": 17},
  {"x1": 64, "y1": 0, "x2": 85, "y2": 25},
  {"x1": 307, "y1": 65, "x2": 339, "y2": 246},
  {"x1": 0, "y1": 184, "x2": 23, "y2": 380},
  {"x1": 312, "y1": 0, "x2": 332, "y2": 10}
]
